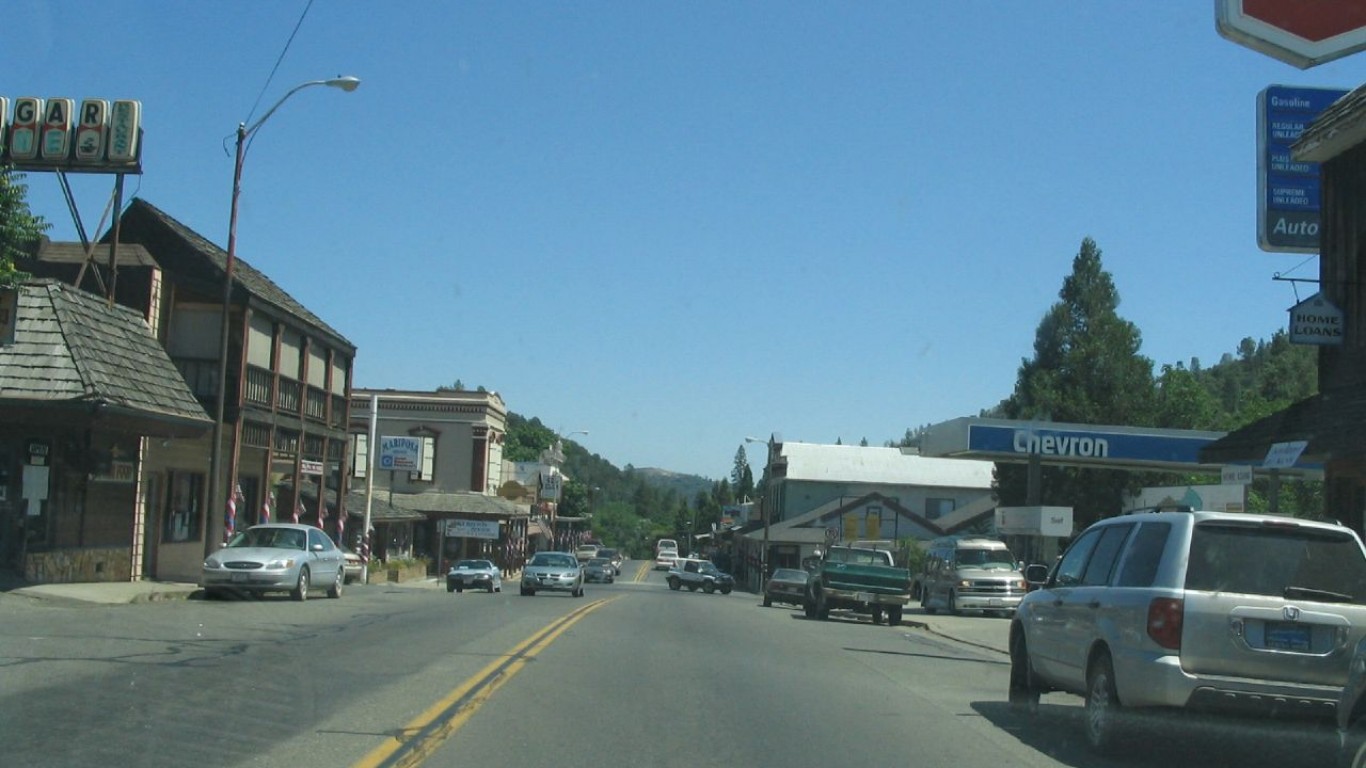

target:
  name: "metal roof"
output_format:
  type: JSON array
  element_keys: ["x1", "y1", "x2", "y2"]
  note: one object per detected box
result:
[{"x1": 779, "y1": 443, "x2": 994, "y2": 489}]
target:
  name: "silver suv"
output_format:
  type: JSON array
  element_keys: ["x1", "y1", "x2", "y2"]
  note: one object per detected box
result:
[{"x1": 1009, "y1": 508, "x2": 1366, "y2": 753}]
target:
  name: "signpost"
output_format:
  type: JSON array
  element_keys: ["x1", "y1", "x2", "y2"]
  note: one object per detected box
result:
[
  {"x1": 378, "y1": 436, "x2": 422, "y2": 472},
  {"x1": 1218, "y1": 0, "x2": 1366, "y2": 68},
  {"x1": 1257, "y1": 85, "x2": 1347, "y2": 253}
]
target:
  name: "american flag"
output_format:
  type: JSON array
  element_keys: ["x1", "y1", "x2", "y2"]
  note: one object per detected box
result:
[
  {"x1": 261, "y1": 491, "x2": 272, "y2": 523},
  {"x1": 224, "y1": 483, "x2": 241, "y2": 544},
  {"x1": 292, "y1": 496, "x2": 301, "y2": 524},
  {"x1": 317, "y1": 499, "x2": 327, "y2": 530}
]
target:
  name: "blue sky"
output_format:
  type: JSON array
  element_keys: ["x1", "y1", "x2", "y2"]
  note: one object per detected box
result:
[{"x1": 6, "y1": 2, "x2": 1360, "y2": 479}]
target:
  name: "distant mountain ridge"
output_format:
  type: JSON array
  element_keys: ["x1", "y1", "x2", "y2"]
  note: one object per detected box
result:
[{"x1": 635, "y1": 467, "x2": 713, "y2": 501}]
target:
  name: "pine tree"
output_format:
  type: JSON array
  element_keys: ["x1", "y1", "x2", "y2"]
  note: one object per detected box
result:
[{"x1": 999, "y1": 237, "x2": 1155, "y2": 527}]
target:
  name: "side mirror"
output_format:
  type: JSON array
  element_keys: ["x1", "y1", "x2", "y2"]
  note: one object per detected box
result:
[{"x1": 1024, "y1": 563, "x2": 1050, "y2": 586}]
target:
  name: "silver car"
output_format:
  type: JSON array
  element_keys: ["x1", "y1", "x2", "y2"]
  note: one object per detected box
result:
[
  {"x1": 520, "y1": 551, "x2": 584, "y2": 597},
  {"x1": 202, "y1": 523, "x2": 346, "y2": 601},
  {"x1": 447, "y1": 559, "x2": 503, "y2": 593},
  {"x1": 1010, "y1": 508, "x2": 1366, "y2": 753}
]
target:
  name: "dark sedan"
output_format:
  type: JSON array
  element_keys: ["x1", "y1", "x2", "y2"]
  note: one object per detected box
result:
[
  {"x1": 582, "y1": 557, "x2": 616, "y2": 583},
  {"x1": 763, "y1": 567, "x2": 810, "y2": 608}
]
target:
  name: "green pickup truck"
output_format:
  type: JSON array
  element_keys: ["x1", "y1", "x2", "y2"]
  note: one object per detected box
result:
[{"x1": 803, "y1": 544, "x2": 911, "y2": 626}]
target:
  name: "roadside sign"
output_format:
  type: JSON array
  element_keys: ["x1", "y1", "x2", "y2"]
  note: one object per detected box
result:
[
  {"x1": 1218, "y1": 0, "x2": 1366, "y2": 68},
  {"x1": 1288, "y1": 292, "x2": 1344, "y2": 345},
  {"x1": 378, "y1": 436, "x2": 421, "y2": 472},
  {"x1": 300, "y1": 459, "x2": 324, "y2": 476},
  {"x1": 1263, "y1": 440, "x2": 1308, "y2": 469},
  {"x1": 1257, "y1": 85, "x2": 1346, "y2": 252},
  {"x1": 1222, "y1": 465, "x2": 1254, "y2": 485}
]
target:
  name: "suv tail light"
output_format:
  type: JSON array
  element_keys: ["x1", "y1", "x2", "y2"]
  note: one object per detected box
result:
[{"x1": 1147, "y1": 597, "x2": 1184, "y2": 650}]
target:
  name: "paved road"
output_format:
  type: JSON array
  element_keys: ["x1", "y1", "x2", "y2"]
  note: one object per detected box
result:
[{"x1": 0, "y1": 563, "x2": 1341, "y2": 768}]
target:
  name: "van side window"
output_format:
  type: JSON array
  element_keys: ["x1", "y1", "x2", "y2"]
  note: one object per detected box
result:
[
  {"x1": 1081, "y1": 524, "x2": 1134, "y2": 586},
  {"x1": 1054, "y1": 529, "x2": 1102, "y2": 587},
  {"x1": 1115, "y1": 522, "x2": 1171, "y2": 587}
]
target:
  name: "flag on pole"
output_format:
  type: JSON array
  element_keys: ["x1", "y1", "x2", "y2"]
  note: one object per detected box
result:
[
  {"x1": 261, "y1": 490, "x2": 272, "y2": 523},
  {"x1": 317, "y1": 499, "x2": 327, "y2": 530},
  {"x1": 224, "y1": 483, "x2": 241, "y2": 544},
  {"x1": 292, "y1": 496, "x2": 301, "y2": 524},
  {"x1": 337, "y1": 507, "x2": 345, "y2": 541}
]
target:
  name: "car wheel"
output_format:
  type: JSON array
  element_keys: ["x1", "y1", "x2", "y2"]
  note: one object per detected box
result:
[
  {"x1": 763, "y1": 595, "x2": 773, "y2": 607},
  {"x1": 1343, "y1": 719, "x2": 1366, "y2": 768},
  {"x1": 1085, "y1": 652, "x2": 1121, "y2": 753},
  {"x1": 703, "y1": 581, "x2": 716, "y2": 594},
  {"x1": 292, "y1": 567, "x2": 310, "y2": 602},
  {"x1": 447, "y1": 583, "x2": 456, "y2": 593},
  {"x1": 668, "y1": 576, "x2": 681, "y2": 591},
  {"x1": 921, "y1": 591, "x2": 937, "y2": 616},
  {"x1": 521, "y1": 587, "x2": 534, "y2": 596},
  {"x1": 888, "y1": 606, "x2": 903, "y2": 626},
  {"x1": 1008, "y1": 629, "x2": 1040, "y2": 713},
  {"x1": 871, "y1": 606, "x2": 884, "y2": 625},
  {"x1": 720, "y1": 586, "x2": 732, "y2": 595},
  {"x1": 486, "y1": 583, "x2": 495, "y2": 593},
  {"x1": 327, "y1": 567, "x2": 344, "y2": 599}
]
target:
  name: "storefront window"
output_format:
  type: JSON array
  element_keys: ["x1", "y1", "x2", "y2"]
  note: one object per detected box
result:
[{"x1": 162, "y1": 471, "x2": 203, "y2": 543}]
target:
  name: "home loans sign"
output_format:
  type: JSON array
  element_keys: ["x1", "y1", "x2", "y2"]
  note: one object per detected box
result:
[{"x1": 1, "y1": 97, "x2": 142, "y2": 173}]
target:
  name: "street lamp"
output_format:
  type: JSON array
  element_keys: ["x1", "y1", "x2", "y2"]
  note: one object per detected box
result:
[
  {"x1": 205, "y1": 76, "x2": 361, "y2": 556},
  {"x1": 745, "y1": 434, "x2": 780, "y2": 583}
]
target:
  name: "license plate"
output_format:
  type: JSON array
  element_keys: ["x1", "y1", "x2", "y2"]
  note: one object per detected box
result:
[
  {"x1": 856, "y1": 592, "x2": 874, "y2": 602},
  {"x1": 1265, "y1": 621, "x2": 1312, "y2": 651},
  {"x1": 989, "y1": 598, "x2": 1005, "y2": 607},
  {"x1": 230, "y1": 572, "x2": 248, "y2": 583}
]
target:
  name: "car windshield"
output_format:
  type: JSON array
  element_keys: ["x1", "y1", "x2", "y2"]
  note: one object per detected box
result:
[
  {"x1": 230, "y1": 527, "x2": 305, "y2": 551},
  {"x1": 531, "y1": 554, "x2": 578, "y2": 569},
  {"x1": 955, "y1": 549, "x2": 1017, "y2": 570},
  {"x1": 12, "y1": 7, "x2": 1362, "y2": 768}
]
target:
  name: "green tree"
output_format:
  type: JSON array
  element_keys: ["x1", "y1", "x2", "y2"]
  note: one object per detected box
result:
[
  {"x1": 730, "y1": 446, "x2": 755, "y2": 502},
  {"x1": 0, "y1": 171, "x2": 46, "y2": 287},
  {"x1": 999, "y1": 237, "x2": 1155, "y2": 527}
]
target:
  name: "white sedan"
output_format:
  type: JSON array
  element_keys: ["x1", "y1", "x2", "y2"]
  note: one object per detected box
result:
[
  {"x1": 654, "y1": 549, "x2": 680, "y2": 571},
  {"x1": 446, "y1": 559, "x2": 503, "y2": 593}
]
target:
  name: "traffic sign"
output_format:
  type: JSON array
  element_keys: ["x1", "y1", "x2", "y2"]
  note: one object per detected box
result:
[{"x1": 1218, "y1": 0, "x2": 1366, "y2": 68}]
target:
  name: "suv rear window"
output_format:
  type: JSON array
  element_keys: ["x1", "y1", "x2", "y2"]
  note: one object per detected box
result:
[{"x1": 1186, "y1": 522, "x2": 1366, "y2": 603}]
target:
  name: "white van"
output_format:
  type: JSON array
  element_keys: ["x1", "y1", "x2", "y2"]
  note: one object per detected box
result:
[
  {"x1": 655, "y1": 538, "x2": 678, "y2": 554},
  {"x1": 917, "y1": 537, "x2": 1027, "y2": 617}
]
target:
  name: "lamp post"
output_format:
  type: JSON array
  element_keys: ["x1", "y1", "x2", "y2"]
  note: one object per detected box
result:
[
  {"x1": 745, "y1": 434, "x2": 779, "y2": 584},
  {"x1": 205, "y1": 76, "x2": 360, "y2": 557}
]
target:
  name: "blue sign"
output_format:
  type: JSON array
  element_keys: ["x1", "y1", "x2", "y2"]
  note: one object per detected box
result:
[
  {"x1": 1258, "y1": 85, "x2": 1348, "y2": 253},
  {"x1": 967, "y1": 425, "x2": 1215, "y2": 467}
]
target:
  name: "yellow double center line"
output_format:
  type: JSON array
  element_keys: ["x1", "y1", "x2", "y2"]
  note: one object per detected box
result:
[{"x1": 352, "y1": 597, "x2": 616, "y2": 768}]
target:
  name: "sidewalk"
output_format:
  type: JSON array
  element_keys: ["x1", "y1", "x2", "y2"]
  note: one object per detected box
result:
[{"x1": 0, "y1": 573, "x2": 445, "y2": 606}]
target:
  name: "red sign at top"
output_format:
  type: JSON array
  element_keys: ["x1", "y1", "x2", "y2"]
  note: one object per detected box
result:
[{"x1": 1218, "y1": 0, "x2": 1366, "y2": 68}]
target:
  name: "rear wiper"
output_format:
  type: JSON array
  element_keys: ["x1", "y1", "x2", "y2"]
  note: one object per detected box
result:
[{"x1": 1283, "y1": 586, "x2": 1354, "y2": 603}]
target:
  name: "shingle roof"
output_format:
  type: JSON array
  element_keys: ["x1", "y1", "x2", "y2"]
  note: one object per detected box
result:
[
  {"x1": 0, "y1": 280, "x2": 211, "y2": 432},
  {"x1": 388, "y1": 491, "x2": 530, "y2": 518},
  {"x1": 1294, "y1": 84, "x2": 1366, "y2": 163},
  {"x1": 115, "y1": 199, "x2": 353, "y2": 351}
]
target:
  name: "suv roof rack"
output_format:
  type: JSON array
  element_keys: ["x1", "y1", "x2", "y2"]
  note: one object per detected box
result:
[{"x1": 1123, "y1": 504, "x2": 1196, "y2": 515}]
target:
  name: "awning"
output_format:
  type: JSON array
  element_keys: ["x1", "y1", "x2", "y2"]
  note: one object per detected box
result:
[
  {"x1": 386, "y1": 491, "x2": 530, "y2": 519},
  {"x1": 1200, "y1": 386, "x2": 1366, "y2": 466}
]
